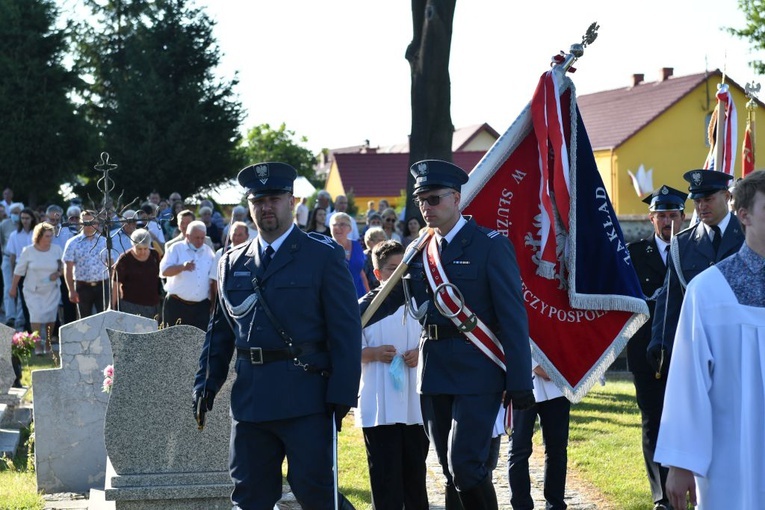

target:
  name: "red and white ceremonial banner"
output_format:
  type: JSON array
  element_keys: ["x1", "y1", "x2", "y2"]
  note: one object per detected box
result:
[
  {"x1": 461, "y1": 69, "x2": 649, "y2": 402},
  {"x1": 703, "y1": 83, "x2": 738, "y2": 176}
]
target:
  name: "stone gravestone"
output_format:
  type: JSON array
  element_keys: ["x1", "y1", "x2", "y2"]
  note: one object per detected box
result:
[
  {"x1": 0, "y1": 323, "x2": 14, "y2": 396},
  {"x1": 33, "y1": 311, "x2": 157, "y2": 494},
  {"x1": 99, "y1": 325, "x2": 234, "y2": 509}
]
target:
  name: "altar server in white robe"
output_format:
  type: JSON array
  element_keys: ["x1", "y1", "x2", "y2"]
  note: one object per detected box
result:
[
  {"x1": 655, "y1": 170, "x2": 765, "y2": 510},
  {"x1": 356, "y1": 240, "x2": 429, "y2": 510}
]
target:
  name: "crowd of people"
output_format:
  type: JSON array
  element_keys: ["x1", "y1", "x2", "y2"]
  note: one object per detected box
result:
[
  {"x1": 4, "y1": 163, "x2": 764, "y2": 510},
  {"x1": 0, "y1": 185, "x2": 416, "y2": 384}
]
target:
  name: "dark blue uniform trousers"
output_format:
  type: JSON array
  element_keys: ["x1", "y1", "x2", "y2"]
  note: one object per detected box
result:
[
  {"x1": 230, "y1": 412, "x2": 334, "y2": 510},
  {"x1": 508, "y1": 396, "x2": 570, "y2": 510},
  {"x1": 632, "y1": 370, "x2": 670, "y2": 505},
  {"x1": 420, "y1": 392, "x2": 502, "y2": 491}
]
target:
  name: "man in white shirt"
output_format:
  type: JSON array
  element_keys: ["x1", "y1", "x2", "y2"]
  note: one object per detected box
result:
[
  {"x1": 508, "y1": 363, "x2": 570, "y2": 510},
  {"x1": 294, "y1": 197, "x2": 309, "y2": 230},
  {"x1": 160, "y1": 220, "x2": 217, "y2": 330}
]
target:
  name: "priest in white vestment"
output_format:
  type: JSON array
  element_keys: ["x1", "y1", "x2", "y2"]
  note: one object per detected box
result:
[{"x1": 655, "y1": 170, "x2": 765, "y2": 510}]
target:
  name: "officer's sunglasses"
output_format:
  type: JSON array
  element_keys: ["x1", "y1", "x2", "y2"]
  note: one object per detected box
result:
[{"x1": 414, "y1": 191, "x2": 455, "y2": 208}]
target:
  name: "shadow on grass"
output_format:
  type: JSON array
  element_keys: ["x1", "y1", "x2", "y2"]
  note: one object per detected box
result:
[
  {"x1": 340, "y1": 486, "x2": 372, "y2": 505},
  {"x1": 569, "y1": 388, "x2": 642, "y2": 429}
]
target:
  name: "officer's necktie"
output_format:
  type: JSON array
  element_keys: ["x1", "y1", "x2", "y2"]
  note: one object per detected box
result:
[
  {"x1": 262, "y1": 245, "x2": 274, "y2": 270},
  {"x1": 710, "y1": 225, "x2": 722, "y2": 255},
  {"x1": 440, "y1": 238, "x2": 448, "y2": 254},
  {"x1": 664, "y1": 245, "x2": 670, "y2": 266}
]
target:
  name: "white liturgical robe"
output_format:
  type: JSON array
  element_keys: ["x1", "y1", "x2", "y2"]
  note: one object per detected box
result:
[
  {"x1": 655, "y1": 266, "x2": 765, "y2": 509},
  {"x1": 356, "y1": 305, "x2": 423, "y2": 428}
]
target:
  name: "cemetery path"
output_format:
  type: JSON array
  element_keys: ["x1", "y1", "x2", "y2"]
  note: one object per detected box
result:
[{"x1": 274, "y1": 439, "x2": 612, "y2": 509}]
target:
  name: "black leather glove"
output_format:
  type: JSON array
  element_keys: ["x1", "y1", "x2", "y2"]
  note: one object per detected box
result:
[
  {"x1": 646, "y1": 345, "x2": 665, "y2": 375},
  {"x1": 326, "y1": 403, "x2": 351, "y2": 432},
  {"x1": 193, "y1": 389, "x2": 215, "y2": 428},
  {"x1": 504, "y1": 390, "x2": 535, "y2": 411}
]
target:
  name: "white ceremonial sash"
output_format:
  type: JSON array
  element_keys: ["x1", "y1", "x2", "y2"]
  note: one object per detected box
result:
[{"x1": 423, "y1": 236, "x2": 506, "y2": 372}]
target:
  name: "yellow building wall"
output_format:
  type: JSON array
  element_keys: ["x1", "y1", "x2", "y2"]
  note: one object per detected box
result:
[
  {"x1": 324, "y1": 161, "x2": 402, "y2": 219},
  {"x1": 600, "y1": 79, "x2": 764, "y2": 215},
  {"x1": 461, "y1": 131, "x2": 497, "y2": 151}
]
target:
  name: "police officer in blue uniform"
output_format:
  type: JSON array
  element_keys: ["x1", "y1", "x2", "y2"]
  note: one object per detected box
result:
[
  {"x1": 193, "y1": 162, "x2": 361, "y2": 510},
  {"x1": 627, "y1": 185, "x2": 687, "y2": 510},
  {"x1": 360, "y1": 160, "x2": 534, "y2": 510},
  {"x1": 648, "y1": 170, "x2": 744, "y2": 376}
]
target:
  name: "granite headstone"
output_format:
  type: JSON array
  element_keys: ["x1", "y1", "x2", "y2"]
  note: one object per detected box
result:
[
  {"x1": 100, "y1": 325, "x2": 234, "y2": 509},
  {"x1": 33, "y1": 311, "x2": 157, "y2": 493},
  {"x1": 0, "y1": 323, "x2": 13, "y2": 395}
]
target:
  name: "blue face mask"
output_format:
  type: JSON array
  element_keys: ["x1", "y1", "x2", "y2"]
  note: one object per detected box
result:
[
  {"x1": 389, "y1": 354, "x2": 406, "y2": 392},
  {"x1": 10, "y1": 214, "x2": 19, "y2": 223}
]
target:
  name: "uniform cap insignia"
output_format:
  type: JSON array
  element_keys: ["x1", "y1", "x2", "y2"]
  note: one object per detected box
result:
[
  {"x1": 255, "y1": 164, "x2": 269, "y2": 184},
  {"x1": 417, "y1": 162, "x2": 429, "y2": 176},
  {"x1": 691, "y1": 172, "x2": 702, "y2": 186},
  {"x1": 660, "y1": 186, "x2": 669, "y2": 195}
]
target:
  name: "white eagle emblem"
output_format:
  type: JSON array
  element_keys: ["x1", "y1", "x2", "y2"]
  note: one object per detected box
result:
[
  {"x1": 255, "y1": 164, "x2": 269, "y2": 184},
  {"x1": 691, "y1": 171, "x2": 702, "y2": 186},
  {"x1": 417, "y1": 162, "x2": 429, "y2": 176}
]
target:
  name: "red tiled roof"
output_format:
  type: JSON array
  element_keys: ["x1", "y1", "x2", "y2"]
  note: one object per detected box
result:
[
  {"x1": 334, "y1": 151, "x2": 488, "y2": 197},
  {"x1": 577, "y1": 69, "x2": 725, "y2": 150}
]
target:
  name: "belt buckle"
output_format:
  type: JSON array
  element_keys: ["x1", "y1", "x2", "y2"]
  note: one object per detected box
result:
[
  {"x1": 249, "y1": 347, "x2": 263, "y2": 365},
  {"x1": 427, "y1": 324, "x2": 438, "y2": 340}
]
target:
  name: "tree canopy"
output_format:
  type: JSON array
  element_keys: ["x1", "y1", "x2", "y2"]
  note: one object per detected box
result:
[
  {"x1": 0, "y1": 0, "x2": 94, "y2": 206},
  {"x1": 729, "y1": 1, "x2": 765, "y2": 74},
  {"x1": 239, "y1": 123, "x2": 318, "y2": 184},
  {"x1": 73, "y1": 0, "x2": 244, "y2": 203}
]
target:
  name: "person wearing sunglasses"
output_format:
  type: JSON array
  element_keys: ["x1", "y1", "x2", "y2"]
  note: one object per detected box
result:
[
  {"x1": 360, "y1": 159, "x2": 533, "y2": 509},
  {"x1": 380, "y1": 207, "x2": 402, "y2": 243}
]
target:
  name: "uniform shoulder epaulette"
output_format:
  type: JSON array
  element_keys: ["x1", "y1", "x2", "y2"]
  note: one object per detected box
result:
[
  {"x1": 306, "y1": 231, "x2": 335, "y2": 248},
  {"x1": 231, "y1": 240, "x2": 251, "y2": 253},
  {"x1": 220, "y1": 239, "x2": 250, "y2": 264},
  {"x1": 675, "y1": 223, "x2": 697, "y2": 238},
  {"x1": 473, "y1": 223, "x2": 501, "y2": 239}
]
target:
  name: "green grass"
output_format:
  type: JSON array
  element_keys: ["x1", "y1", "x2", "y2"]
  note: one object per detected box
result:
[
  {"x1": 565, "y1": 375, "x2": 655, "y2": 510},
  {"x1": 337, "y1": 420, "x2": 372, "y2": 508},
  {"x1": 0, "y1": 355, "x2": 54, "y2": 510},
  {"x1": 1, "y1": 364, "x2": 653, "y2": 510}
]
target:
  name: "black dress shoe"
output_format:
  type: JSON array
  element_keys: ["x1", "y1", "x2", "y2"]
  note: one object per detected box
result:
[{"x1": 654, "y1": 503, "x2": 670, "y2": 510}]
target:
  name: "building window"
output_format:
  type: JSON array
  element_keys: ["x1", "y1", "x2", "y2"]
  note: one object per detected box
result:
[{"x1": 704, "y1": 112, "x2": 713, "y2": 148}]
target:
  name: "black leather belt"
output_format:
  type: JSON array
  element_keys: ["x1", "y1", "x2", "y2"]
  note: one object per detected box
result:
[
  {"x1": 236, "y1": 341, "x2": 328, "y2": 365},
  {"x1": 168, "y1": 294, "x2": 204, "y2": 305},
  {"x1": 424, "y1": 323, "x2": 465, "y2": 340},
  {"x1": 76, "y1": 280, "x2": 107, "y2": 287}
]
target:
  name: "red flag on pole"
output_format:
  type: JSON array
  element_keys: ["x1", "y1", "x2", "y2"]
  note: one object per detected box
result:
[
  {"x1": 461, "y1": 69, "x2": 648, "y2": 401},
  {"x1": 742, "y1": 102, "x2": 756, "y2": 178},
  {"x1": 742, "y1": 122, "x2": 754, "y2": 177}
]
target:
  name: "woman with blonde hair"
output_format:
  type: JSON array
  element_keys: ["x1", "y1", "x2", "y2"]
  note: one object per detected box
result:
[
  {"x1": 380, "y1": 207, "x2": 403, "y2": 242},
  {"x1": 9, "y1": 222, "x2": 62, "y2": 354}
]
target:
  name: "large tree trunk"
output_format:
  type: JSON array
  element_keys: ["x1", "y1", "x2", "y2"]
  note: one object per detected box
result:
[{"x1": 405, "y1": 0, "x2": 456, "y2": 222}]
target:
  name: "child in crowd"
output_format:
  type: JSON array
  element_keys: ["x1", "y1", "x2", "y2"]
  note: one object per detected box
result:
[{"x1": 356, "y1": 240, "x2": 429, "y2": 509}]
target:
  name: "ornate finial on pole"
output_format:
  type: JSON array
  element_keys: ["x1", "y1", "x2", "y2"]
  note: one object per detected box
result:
[
  {"x1": 745, "y1": 81, "x2": 761, "y2": 109},
  {"x1": 59, "y1": 152, "x2": 142, "y2": 312},
  {"x1": 743, "y1": 81, "x2": 759, "y2": 178},
  {"x1": 553, "y1": 22, "x2": 599, "y2": 73}
]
